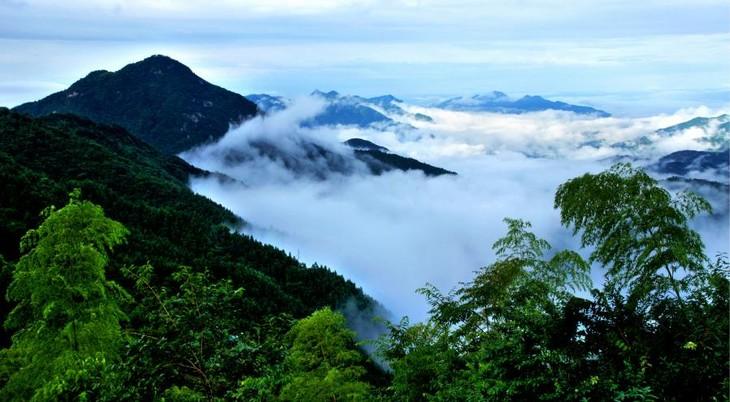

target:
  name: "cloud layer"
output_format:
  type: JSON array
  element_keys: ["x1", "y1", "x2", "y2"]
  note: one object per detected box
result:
[{"x1": 182, "y1": 101, "x2": 730, "y2": 321}]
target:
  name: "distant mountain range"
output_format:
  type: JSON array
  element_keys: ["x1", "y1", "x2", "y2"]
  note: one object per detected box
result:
[
  {"x1": 249, "y1": 90, "x2": 611, "y2": 128},
  {"x1": 13, "y1": 55, "x2": 259, "y2": 154},
  {"x1": 248, "y1": 91, "x2": 430, "y2": 129},
  {"x1": 650, "y1": 150, "x2": 729, "y2": 178},
  {"x1": 594, "y1": 114, "x2": 730, "y2": 153},
  {"x1": 434, "y1": 91, "x2": 610, "y2": 116},
  {"x1": 307, "y1": 90, "x2": 401, "y2": 129},
  {"x1": 656, "y1": 114, "x2": 729, "y2": 150},
  {"x1": 12, "y1": 56, "x2": 452, "y2": 177},
  {"x1": 189, "y1": 134, "x2": 455, "y2": 179},
  {"x1": 13, "y1": 54, "x2": 728, "y2": 184},
  {"x1": 650, "y1": 149, "x2": 730, "y2": 222},
  {"x1": 233, "y1": 92, "x2": 455, "y2": 177},
  {"x1": 246, "y1": 93, "x2": 289, "y2": 113}
]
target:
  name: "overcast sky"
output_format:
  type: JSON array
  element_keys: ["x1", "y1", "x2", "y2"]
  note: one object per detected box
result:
[{"x1": 1, "y1": 0, "x2": 728, "y2": 114}]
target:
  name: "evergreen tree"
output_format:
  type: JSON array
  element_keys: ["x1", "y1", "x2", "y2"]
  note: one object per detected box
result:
[
  {"x1": 0, "y1": 189, "x2": 129, "y2": 401},
  {"x1": 279, "y1": 308, "x2": 372, "y2": 401}
]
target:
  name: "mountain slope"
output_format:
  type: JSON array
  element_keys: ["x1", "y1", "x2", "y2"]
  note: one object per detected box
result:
[
  {"x1": 306, "y1": 90, "x2": 397, "y2": 128},
  {"x1": 0, "y1": 108, "x2": 378, "y2": 347},
  {"x1": 13, "y1": 55, "x2": 259, "y2": 154},
  {"x1": 656, "y1": 114, "x2": 729, "y2": 150},
  {"x1": 435, "y1": 92, "x2": 610, "y2": 116},
  {"x1": 246, "y1": 93, "x2": 289, "y2": 113},
  {"x1": 187, "y1": 130, "x2": 456, "y2": 179},
  {"x1": 248, "y1": 91, "x2": 432, "y2": 129},
  {"x1": 344, "y1": 138, "x2": 390, "y2": 152},
  {"x1": 650, "y1": 150, "x2": 729, "y2": 177},
  {"x1": 344, "y1": 138, "x2": 456, "y2": 176}
]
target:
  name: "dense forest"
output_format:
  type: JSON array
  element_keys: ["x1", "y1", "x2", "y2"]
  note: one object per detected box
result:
[{"x1": 0, "y1": 108, "x2": 728, "y2": 400}]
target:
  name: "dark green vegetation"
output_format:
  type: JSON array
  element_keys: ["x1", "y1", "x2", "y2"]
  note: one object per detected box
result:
[
  {"x1": 0, "y1": 109, "x2": 382, "y2": 400},
  {"x1": 13, "y1": 55, "x2": 259, "y2": 154},
  {"x1": 377, "y1": 165, "x2": 728, "y2": 401},
  {"x1": 1, "y1": 190, "x2": 128, "y2": 401},
  {"x1": 0, "y1": 108, "x2": 727, "y2": 400}
]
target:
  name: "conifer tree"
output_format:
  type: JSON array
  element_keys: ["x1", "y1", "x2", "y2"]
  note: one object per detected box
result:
[{"x1": 0, "y1": 189, "x2": 129, "y2": 401}]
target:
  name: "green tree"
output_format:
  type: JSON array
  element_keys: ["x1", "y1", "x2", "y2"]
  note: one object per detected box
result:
[
  {"x1": 0, "y1": 189, "x2": 129, "y2": 401},
  {"x1": 279, "y1": 307, "x2": 372, "y2": 401},
  {"x1": 555, "y1": 163, "x2": 710, "y2": 305},
  {"x1": 119, "y1": 264, "x2": 292, "y2": 401},
  {"x1": 553, "y1": 164, "x2": 727, "y2": 400},
  {"x1": 380, "y1": 219, "x2": 592, "y2": 401}
]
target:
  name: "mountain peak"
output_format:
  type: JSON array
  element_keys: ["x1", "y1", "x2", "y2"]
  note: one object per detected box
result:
[
  {"x1": 473, "y1": 91, "x2": 509, "y2": 101},
  {"x1": 120, "y1": 54, "x2": 195, "y2": 78},
  {"x1": 368, "y1": 94, "x2": 403, "y2": 105},
  {"x1": 14, "y1": 55, "x2": 258, "y2": 154},
  {"x1": 344, "y1": 138, "x2": 390, "y2": 152},
  {"x1": 311, "y1": 90, "x2": 340, "y2": 100},
  {"x1": 136, "y1": 54, "x2": 189, "y2": 68}
]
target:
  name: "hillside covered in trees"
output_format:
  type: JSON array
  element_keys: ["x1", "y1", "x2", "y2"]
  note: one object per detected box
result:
[
  {"x1": 13, "y1": 55, "x2": 260, "y2": 155},
  {"x1": 0, "y1": 107, "x2": 726, "y2": 400},
  {"x1": 0, "y1": 109, "x2": 385, "y2": 400}
]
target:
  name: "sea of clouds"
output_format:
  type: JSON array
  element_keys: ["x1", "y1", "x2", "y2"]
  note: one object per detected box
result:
[{"x1": 181, "y1": 98, "x2": 729, "y2": 322}]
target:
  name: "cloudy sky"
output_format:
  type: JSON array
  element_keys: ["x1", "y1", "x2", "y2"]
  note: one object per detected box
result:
[{"x1": 1, "y1": 0, "x2": 728, "y2": 114}]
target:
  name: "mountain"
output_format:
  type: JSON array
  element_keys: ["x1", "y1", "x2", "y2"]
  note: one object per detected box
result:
[
  {"x1": 214, "y1": 137, "x2": 363, "y2": 180},
  {"x1": 610, "y1": 136, "x2": 653, "y2": 151},
  {"x1": 660, "y1": 173, "x2": 730, "y2": 223},
  {"x1": 247, "y1": 90, "x2": 433, "y2": 128},
  {"x1": 13, "y1": 55, "x2": 259, "y2": 154},
  {"x1": 367, "y1": 94, "x2": 435, "y2": 123},
  {"x1": 344, "y1": 138, "x2": 390, "y2": 152},
  {"x1": 344, "y1": 138, "x2": 456, "y2": 176},
  {"x1": 650, "y1": 150, "x2": 729, "y2": 177},
  {"x1": 647, "y1": 149, "x2": 729, "y2": 222},
  {"x1": 306, "y1": 90, "x2": 398, "y2": 128},
  {"x1": 367, "y1": 95, "x2": 403, "y2": 113},
  {"x1": 584, "y1": 115, "x2": 730, "y2": 154},
  {"x1": 656, "y1": 114, "x2": 729, "y2": 150},
  {"x1": 0, "y1": 108, "x2": 379, "y2": 347},
  {"x1": 435, "y1": 91, "x2": 610, "y2": 116},
  {"x1": 246, "y1": 93, "x2": 289, "y2": 113},
  {"x1": 191, "y1": 133, "x2": 456, "y2": 179}
]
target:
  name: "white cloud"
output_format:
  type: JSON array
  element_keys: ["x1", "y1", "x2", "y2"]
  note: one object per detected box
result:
[{"x1": 181, "y1": 100, "x2": 730, "y2": 321}]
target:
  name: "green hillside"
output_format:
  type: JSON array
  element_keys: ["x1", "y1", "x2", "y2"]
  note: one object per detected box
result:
[
  {"x1": 13, "y1": 55, "x2": 259, "y2": 154},
  {"x1": 0, "y1": 108, "x2": 382, "y2": 398}
]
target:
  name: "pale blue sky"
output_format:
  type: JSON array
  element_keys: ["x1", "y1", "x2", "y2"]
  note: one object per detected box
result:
[{"x1": 1, "y1": 0, "x2": 728, "y2": 115}]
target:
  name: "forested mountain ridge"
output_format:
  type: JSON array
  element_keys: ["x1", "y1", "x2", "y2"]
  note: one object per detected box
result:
[
  {"x1": 0, "y1": 109, "x2": 384, "y2": 397},
  {"x1": 0, "y1": 105, "x2": 727, "y2": 400},
  {"x1": 434, "y1": 91, "x2": 611, "y2": 116},
  {"x1": 13, "y1": 55, "x2": 259, "y2": 154},
  {"x1": 0, "y1": 105, "x2": 377, "y2": 310}
]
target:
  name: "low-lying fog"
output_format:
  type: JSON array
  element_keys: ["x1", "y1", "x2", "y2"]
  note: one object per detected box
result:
[{"x1": 182, "y1": 98, "x2": 730, "y2": 321}]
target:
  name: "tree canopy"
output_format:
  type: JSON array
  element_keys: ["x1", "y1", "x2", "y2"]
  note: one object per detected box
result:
[{"x1": 1, "y1": 190, "x2": 129, "y2": 401}]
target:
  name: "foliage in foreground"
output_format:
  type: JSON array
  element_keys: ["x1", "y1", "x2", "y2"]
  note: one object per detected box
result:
[
  {"x1": 377, "y1": 164, "x2": 728, "y2": 401},
  {"x1": 0, "y1": 164, "x2": 727, "y2": 401},
  {"x1": 0, "y1": 190, "x2": 129, "y2": 401}
]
